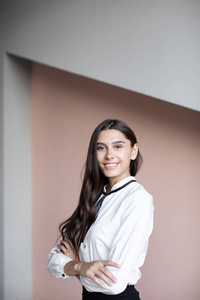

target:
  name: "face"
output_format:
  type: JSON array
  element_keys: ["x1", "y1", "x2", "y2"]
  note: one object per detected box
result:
[{"x1": 96, "y1": 129, "x2": 138, "y2": 187}]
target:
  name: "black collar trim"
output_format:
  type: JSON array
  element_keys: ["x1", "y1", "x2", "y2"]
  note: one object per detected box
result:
[{"x1": 102, "y1": 180, "x2": 136, "y2": 195}]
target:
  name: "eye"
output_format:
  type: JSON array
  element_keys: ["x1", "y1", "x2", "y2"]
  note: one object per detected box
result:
[
  {"x1": 97, "y1": 145, "x2": 105, "y2": 151},
  {"x1": 114, "y1": 144, "x2": 123, "y2": 149}
]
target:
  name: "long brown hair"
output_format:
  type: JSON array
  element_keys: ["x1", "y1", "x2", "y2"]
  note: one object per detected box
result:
[{"x1": 59, "y1": 119, "x2": 143, "y2": 254}]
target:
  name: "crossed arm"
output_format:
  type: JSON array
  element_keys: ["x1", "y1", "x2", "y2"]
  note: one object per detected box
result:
[
  {"x1": 56, "y1": 239, "x2": 120, "y2": 288},
  {"x1": 48, "y1": 193, "x2": 153, "y2": 292}
]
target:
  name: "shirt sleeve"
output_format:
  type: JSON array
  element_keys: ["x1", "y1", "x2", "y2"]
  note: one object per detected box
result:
[
  {"x1": 47, "y1": 246, "x2": 73, "y2": 280},
  {"x1": 102, "y1": 190, "x2": 154, "y2": 294}
]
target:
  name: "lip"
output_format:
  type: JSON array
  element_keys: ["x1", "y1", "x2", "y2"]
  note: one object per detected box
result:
[{"x1": 104, "y1": 163, "x2": 119, "y2": 170}]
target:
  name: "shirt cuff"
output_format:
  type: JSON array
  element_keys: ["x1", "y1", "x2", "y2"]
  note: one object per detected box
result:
[{"x1": 47, "y1": 247, "x2": 73, "y2": 280}]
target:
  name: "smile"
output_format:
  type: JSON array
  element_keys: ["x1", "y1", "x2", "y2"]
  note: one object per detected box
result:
[{"x1": 104, "y1": 163, "x2": 119, "y2": 169}]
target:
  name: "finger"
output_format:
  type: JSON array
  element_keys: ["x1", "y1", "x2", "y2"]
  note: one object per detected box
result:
[
  {"x1": 55, "y1": 250, "x2": 62, "y2": 254},
  {"x1": 99, "y1": 267, "x2": 117, "y2": 283},
  {"x1": 99, "y1": 261, "x2": 120, "y2": 283},
  {"x1": 102, "y1": 260, "x2": 121, "y2": 268},
  {"x1": 57, "y1": 244, "x2": 66, "y2": 254},
  {"x1": 64, "y1": 239, "x2": 74, "y2": 248},
  {"x1": 95, "y1": 270, "x2": 113, "y2": 286},
  {"x1": 57, "y1": 243, "x2": 66, "y2": 250},
  {"x1": 61, "y1": 239, "x2": 74, "y2": 251},
  {"x1": 57, "y1": 244, "x2": 62, "y2": 250},
  {"x1": 60, "y1": 242, "x2": 68, "y2": 250},
  {"x1": 90, "y1": 274, "x2": 105, "y2": 288},
  {"x1": 59, "y1": 248, "x2": 65, "y2": 254}
]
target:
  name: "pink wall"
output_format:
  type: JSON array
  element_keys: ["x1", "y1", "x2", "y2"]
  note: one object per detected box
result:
[{"x1": 31, "y1": 62, "x2": 200, "y2": 300}]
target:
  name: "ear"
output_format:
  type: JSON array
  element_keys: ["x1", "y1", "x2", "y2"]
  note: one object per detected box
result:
[{"x1": 131, "y1": 143, "x2": 139, "y2": 160}]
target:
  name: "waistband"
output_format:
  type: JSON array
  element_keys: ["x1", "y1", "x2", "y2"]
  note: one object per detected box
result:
[{"x1": 82, "y1": 285, "x2": 140, "y2": 300}]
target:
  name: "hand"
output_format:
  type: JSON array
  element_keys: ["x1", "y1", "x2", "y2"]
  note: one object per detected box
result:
[
  {"x1": 56, "y1": 239, "x2": 79, "y2": 261},
  {"x1": 75, "y1": 260, "x2": 120, "y2": 287}
]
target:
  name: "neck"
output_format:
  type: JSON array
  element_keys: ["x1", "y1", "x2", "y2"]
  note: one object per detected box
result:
[
  {"x1": 106, "y1": 179, "x2": 117, "y2": 193},
  {"x1": 107, "y1": 174, "x2": 132, "y2": 193}
]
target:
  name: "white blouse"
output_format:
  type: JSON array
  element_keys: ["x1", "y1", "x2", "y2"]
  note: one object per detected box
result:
[{"x1": 47, "y1": 176, "x2": 154, "y2": 295}]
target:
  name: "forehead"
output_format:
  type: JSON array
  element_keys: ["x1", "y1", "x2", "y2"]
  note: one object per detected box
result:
[{"x1": 97, "y1": 129, "x2": 128, "y2": 142}]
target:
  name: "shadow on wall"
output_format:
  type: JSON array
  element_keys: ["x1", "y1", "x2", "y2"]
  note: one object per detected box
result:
[{"x1": 31, "y1": 62, "x2": 200, "y2": 300}]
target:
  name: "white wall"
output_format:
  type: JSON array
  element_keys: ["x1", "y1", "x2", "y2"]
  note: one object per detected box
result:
[
  {"x1": 0, "y1": 54, "x2": 4, "y2": 300},
  {"x1": 3, "y1": 56, "x2": 32, "y2": 300},
  {"x1": 0, "y1": 0, "x2": 199, "y2": 111}
]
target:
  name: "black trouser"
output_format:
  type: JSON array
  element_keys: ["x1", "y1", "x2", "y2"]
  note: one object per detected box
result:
[{"x1": 82, "y1": 285, "x2": 141, "y2": 300}]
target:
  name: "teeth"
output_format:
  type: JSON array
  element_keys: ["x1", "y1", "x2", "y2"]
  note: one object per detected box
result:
[{"x1": 105, "y1": 163, "x2": 117, "y2": 167}]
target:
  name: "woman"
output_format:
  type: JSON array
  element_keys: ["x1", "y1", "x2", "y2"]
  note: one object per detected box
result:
[{"x1": 47, "y1": 119, "x2": 154, "y2": 300}]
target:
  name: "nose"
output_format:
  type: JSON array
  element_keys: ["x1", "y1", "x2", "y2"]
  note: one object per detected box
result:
[{"x1": 105, "y1": 148, "x2": 114, "y2": 160}]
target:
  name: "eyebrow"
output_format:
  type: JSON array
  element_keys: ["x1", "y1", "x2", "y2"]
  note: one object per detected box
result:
[{"x1": 97, "y1": 141, "x2": 125, "y2": 145}]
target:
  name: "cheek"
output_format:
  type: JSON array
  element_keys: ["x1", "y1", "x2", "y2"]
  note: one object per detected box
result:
[
  {"x1": 96, "y1": 152, "x2": 102, "y2": 164},
  {"x1": 123, "y1": 151, "x2": 133, "y2": 163}
]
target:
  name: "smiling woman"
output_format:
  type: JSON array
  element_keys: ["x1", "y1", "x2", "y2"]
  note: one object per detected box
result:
[
  {"x1": 47, "y1": 119, "x2": 154, "y2": 300},
  {"x1": 96, "y1": 129, "x2": 138, "y2": 193}
]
